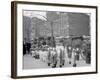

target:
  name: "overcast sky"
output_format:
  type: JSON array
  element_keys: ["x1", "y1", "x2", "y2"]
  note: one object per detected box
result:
[{"x1": 23, "y1": 10, "x2": 47, "y2": 21}]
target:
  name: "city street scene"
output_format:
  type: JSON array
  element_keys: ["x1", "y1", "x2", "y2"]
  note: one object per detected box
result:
[{"x1": 23, "y1": 10, "x2": 91, "y2": 69}]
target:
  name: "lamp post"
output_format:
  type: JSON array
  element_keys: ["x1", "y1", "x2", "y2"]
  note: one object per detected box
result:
[{"x1": 50, "y1": 21, "x2": 55, "y2": 47}]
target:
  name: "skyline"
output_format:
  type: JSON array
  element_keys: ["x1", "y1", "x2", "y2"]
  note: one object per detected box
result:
[{"x1": 23, "y1": 10, "x2": 90, "y2": 21}]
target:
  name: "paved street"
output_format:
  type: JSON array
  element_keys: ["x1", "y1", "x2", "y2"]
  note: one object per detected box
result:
[{"x1": 23, "y1": 48, "x2": 90, "y2": 69}]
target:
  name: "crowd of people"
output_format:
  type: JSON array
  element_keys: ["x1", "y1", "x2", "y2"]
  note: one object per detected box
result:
[{"x1": 23, "y1": 36, "x2": 91, "y2": 68}]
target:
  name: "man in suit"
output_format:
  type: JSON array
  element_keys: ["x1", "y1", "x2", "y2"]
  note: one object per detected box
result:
[
  {"x1": 26, "y1": 42, "x2": 31, "y2": 54},
  {"x1": 59, "y1": 48, "x2": 65, "y2": 67},
  {"x1": 23, "y1": 41, "x2": 27, "y2": 55}
]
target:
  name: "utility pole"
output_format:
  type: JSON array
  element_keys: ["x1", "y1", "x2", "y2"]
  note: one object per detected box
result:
[{"x1": 50, "y1": 21, "x2": 56, "y2": 47}]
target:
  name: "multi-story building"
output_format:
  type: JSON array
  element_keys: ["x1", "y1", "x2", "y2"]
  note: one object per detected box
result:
[{"x1": 23, "y1": 11, "x2": 90, "y2": 43}]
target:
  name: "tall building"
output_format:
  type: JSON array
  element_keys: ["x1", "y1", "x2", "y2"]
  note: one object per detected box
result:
[
  {"x1": 68, "y1": 13, "x2": 90, "y2": 36},
  {"x1": 23, "y1": 16, "x2": 31, "y2": 42},
  {"x1": 46, "y1": 12, "x2": 69, "y2": 37},
  {"x1": 23, "y1": 11, "x2": 90, "y2": 42}
]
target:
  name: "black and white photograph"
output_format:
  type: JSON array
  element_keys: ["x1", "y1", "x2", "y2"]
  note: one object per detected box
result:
[
  {"x1": 11, "y1": 1, "x2": 97, "y2": 78},
  {"x1": 23, "y1": 10, "x2": 91, "y2": 69}
]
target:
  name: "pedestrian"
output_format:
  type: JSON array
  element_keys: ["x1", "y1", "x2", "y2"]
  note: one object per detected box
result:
[
  {"x1": 67, "y1": 46, "x2": 72, "y2": 64},
  {"x1": 59, "y1": 48, "x2": 65, "y2": 67},
  {"x1": 75, "y1": 47, "x2": 80, "y2": 61},
  {"x1": 35, "y1": 48, "x2": 40, "y2": 59},
  {"x1": 85, "y1": 43, "x2": 91, "y2": 64},
  {"x1": 72, "y1": 48, "x2": 77, "y2": 67},
  {"x1": 23, "y1": 41, "x2": 27, "y2": 55},
  {"x1": 52, "y1": 48, "x2": 58, "y2": 68},
  {"x1": 31, "y1": 48, "x2": 35, "y2": 58},
  {"x1": 26, "y1": 42, "x2": 31, "y2": 54},
  {"x1": 47, "y1": 48, "x2": 52, "y2": 66}
]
